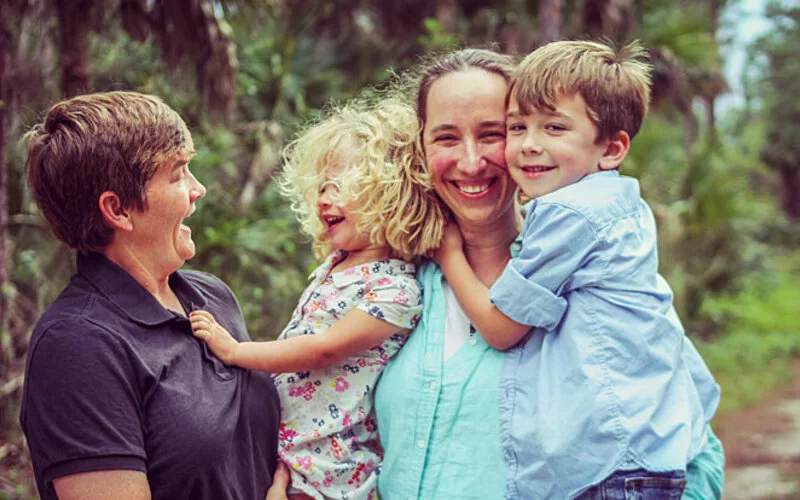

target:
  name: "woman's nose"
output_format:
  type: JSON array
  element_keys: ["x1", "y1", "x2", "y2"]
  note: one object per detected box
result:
[
  {"x1": 189, "y1": 172, "x2": 207, "y2": 200},
  {"x1": 458, "y1": 140, "x2": 487, "y2": 175}
]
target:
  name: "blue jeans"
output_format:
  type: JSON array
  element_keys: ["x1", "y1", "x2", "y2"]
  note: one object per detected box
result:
[{"x1": 577, "y1": 469, "x2": 687, "y2": 500}]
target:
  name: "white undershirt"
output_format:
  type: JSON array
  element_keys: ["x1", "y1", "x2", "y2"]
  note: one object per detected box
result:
[{"x1": 442, "y1": 281, "x2": 474, "y2": 361}]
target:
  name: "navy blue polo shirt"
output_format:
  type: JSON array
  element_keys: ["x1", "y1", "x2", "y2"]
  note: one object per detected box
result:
[{"x1": 20, "y1": 252, "x2": 280, "y2": 500}]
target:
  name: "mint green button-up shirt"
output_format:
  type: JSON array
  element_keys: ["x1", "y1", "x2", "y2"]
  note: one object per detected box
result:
[{"x1": 375, "y1": 259, "x2": 505, "y2": 499}]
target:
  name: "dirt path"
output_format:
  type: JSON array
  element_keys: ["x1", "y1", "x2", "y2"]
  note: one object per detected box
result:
[{"x1": 716, "y1": 361, "x2": 800, "y2": 500}]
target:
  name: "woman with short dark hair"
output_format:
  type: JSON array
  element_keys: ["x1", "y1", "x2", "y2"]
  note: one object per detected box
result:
[{"x1": 20, "y1": 91, "x2": 286, "y2": 500}]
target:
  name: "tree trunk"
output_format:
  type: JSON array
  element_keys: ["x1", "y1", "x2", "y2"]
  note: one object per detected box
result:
[
  {"x1": 703, "y1": 95, "x2": 716, "y2": 135},
  {"x1": 55, "y1": 0, "x2": 92, "y2": 97},
  {"x1": 435, "y1": 0, "x2": 456, "y2": 33},
  {"x1": 580, "y1": 0, "x2": 636, "y2": 40},
  {"x1": 539, "y1": 0, "x2": 562, "y2": 45},
  {"x1": 780, "y1": 165, "x2": 800, "y2": 220},
  {"x1": 0, "y1": 16, "x2": 11, "y2": 381}
]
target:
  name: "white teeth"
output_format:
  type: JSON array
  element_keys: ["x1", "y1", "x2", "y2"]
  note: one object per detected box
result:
[
  {"x1": 325, "y1": 216, "x2": 344, "y2": 224},
  {"x1": 522, "y1": 166, "x2": 555, "y2": 172},
  {"x1": 457, "y1": 184, "x2": 489, "y2": 194}
]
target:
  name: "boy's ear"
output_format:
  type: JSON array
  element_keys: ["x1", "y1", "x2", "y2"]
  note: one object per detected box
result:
[
  {"x1": 98, "y1": 190, "x2": 133, "y2": 231},
  {"x1": 598, "y1": 130, "x2": 630, "y2": 171}
]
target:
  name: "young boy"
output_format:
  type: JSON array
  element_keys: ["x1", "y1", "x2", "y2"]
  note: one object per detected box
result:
[{"x1": 436, "y1": 40, "x2": 721, "y2": 498}]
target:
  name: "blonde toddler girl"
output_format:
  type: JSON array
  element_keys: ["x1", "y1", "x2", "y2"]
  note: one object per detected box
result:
[{"x1": 191, "y1": 95, "x2": 445, "y2": 500}]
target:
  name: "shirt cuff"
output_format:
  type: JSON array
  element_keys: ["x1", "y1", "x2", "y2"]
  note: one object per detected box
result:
[
  {"x1": 44, "y1": 455, "x2": 146, "y2": 493},
  {"x1": 490, "y1": 262, "x2": 567, "y2": 330}
]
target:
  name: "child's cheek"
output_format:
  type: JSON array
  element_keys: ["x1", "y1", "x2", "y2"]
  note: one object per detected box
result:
[{"x1": 504, "y1": 136, "x2": 520, "y2": 169}]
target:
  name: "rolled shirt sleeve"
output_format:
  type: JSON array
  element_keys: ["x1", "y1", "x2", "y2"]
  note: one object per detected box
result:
[
  {"x1": 490, "y1": 201, "x2": 602, "y2": 330},
  {"x1": 20, "y1": 321, "x2": 147, "y2": 490}
]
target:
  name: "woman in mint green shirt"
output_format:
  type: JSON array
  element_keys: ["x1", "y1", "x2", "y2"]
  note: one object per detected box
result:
[{"x1": 373, "y1": 48, "x2": 724, "y2": 499}]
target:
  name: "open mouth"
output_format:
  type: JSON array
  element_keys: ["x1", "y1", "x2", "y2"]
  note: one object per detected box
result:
[
  {"x1": 452, "y1": 179, "x2": 496, "y2": 196},
  {"x1": 180, "y1": 207, "x2": 196, "y2": 233},
  {"x1": 323, "y1": 215, "x2": 345, "y2": 231}
]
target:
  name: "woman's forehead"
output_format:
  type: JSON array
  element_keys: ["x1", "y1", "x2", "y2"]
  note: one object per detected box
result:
[{"x1": 425, "y1": 70, "x2": 508, "y2": 126}]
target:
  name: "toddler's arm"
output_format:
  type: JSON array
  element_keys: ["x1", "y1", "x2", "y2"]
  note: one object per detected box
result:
[
  {"x1": 190, "y1": 309, "x2": 406, "y2": 373},
  {"x1": 435, "y1": 225, "x2": 531, "y2": 350}
]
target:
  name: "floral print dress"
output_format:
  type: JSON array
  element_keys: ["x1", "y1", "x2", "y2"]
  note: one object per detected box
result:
[{"x1": 275, "y1": 250, "x2": 421, "y2": 500}]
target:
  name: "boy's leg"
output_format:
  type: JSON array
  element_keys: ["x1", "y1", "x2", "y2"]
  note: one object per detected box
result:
[{"x1": 576, "y1": 469, "x2": 686, "y2": 500}]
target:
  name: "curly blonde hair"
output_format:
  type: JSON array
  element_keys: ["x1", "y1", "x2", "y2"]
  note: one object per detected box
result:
[{"x1": 279, "y1": 95, "x2": 445, "y2": 262}]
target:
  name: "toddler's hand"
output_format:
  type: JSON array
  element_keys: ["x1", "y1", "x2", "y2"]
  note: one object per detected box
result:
[
  {"x1": 431, "y1": 223, "x2": 464, "y2": 265},
  {"x1": 190, "y1": 310, "x2": 239, "y2": 365}
]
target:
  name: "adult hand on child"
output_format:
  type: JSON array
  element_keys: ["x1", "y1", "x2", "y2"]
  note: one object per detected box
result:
[{"x1": 190, "y1": 310, "x2": 240, "y2": 365}]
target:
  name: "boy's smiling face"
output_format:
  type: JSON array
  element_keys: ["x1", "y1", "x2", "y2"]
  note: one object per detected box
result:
[{"x1": 505, "y1": 92, "x2": 628, "y2": 200}]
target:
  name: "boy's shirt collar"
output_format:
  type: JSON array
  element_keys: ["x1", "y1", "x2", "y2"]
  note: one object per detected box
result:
[{"x1": 513, "y1": 169, "x2": 623, "y2": 256}]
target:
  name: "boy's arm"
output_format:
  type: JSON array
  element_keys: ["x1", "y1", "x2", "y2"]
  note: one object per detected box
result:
[
  {"x1": 434, "y1": 223, "x2": 531, "y2": 350},
  {"x1": 489, "y1": 203, "x2": 599, "y2": 333},
  {"x1": 190, "y1": 309, "x2": 406, "y2": 373},
  {"x1": 438, "y1": 248, "x2": 532, "y2": 350},
  {"x1": 437, "y1": 204, "x2": 599, "y2": 350}
]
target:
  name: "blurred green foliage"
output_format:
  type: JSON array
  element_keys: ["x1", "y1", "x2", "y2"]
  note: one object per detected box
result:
[{"x1": 698, "y1": 252, "x2": 800, "y2": 413}]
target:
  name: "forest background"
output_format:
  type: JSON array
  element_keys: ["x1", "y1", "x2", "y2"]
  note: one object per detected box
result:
[{"x1": 0, "y1": 0, "x2": 798, "y2": 497}]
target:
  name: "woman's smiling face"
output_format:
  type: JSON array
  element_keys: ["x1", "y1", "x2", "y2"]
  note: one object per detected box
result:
[{"x1": 422, "y1": 69, "x2": 517, "y2": 231}]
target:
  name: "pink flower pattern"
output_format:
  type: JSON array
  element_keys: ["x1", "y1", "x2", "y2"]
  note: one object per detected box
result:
[
  {"x1": 274, "y1": 250, "x2": 421, "y2": 500},
  {"x1": 332, "y1": 376, "x2": 349, "y2": 392}
]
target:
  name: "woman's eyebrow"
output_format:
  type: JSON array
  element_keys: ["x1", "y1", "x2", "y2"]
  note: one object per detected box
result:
[
  {"x1": 428, "y1": 124, "x2": 459, "y2": 135},
  {"x1": 479, "y1": 120, "x2": 506, "y2": 129}
]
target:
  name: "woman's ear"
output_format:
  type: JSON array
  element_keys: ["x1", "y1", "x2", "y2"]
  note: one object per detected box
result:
[
  {"x1": 598, "y1": 130, "x2": 630, "y2": 171},
  {"x1": 98, "y1": 191, "x2": 133, "y2": 231}
]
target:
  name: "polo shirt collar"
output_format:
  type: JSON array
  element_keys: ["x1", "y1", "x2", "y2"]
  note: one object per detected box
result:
[{"x1": 77, "y1": 252, "x2": 207, "y2": 326}]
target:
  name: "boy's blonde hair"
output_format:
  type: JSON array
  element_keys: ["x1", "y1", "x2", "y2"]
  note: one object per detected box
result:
[
  {"x1": 279, "y1": 96, "x2": 445, "y2": 261},
  {"x1": 511, "y1": 39, "x2": 653, "y2": 142}
]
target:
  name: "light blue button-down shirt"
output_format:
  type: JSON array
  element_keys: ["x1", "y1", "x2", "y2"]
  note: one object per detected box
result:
[{"x1": 491, "y1": 171, "x2": 721, "y2": 498}]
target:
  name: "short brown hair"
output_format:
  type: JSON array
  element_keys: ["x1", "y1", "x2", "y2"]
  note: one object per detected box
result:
[
  {"x1": 416, "y1": 48, "x2": 516, "y2": 127},
  {"x1": 511, "y1": 39, "x2": 652, "y2": 141},
  {"x1": 25, "y1": 91, "x2": 193, "y2": 253}
]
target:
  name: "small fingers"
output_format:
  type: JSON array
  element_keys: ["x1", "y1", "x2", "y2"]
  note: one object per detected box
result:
[
  {"x1": 189, "y1": 310, "x2": 213, "y2": 322},
  {"x1": 190, "y1": 317, "x2": 208, "y2": 332}
]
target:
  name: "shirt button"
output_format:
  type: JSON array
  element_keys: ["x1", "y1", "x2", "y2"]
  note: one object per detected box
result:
[
  {"x1": 430, "y1": 382, "x2": 438, "y2": 391},
  {"x1": 470, "y1": 339, "x2": 477, "y2": 345},
  {"x1": 417, "y1": 440, "x2": 426, "y2": 448}
]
